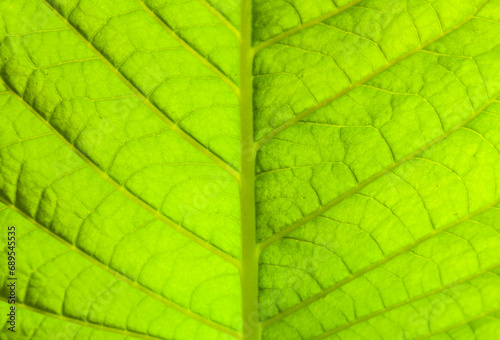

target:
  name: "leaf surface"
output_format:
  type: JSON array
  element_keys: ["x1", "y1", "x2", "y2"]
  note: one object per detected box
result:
[{"x1": 0, "y1": 0, "x2": 500, "y2": 339}]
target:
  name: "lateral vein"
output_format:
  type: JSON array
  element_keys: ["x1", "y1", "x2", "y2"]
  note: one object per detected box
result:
[
  {"x1": 255, "y1": 0, "x2": 488, "y2": 149},
  {"x1": 312, "y1": 262, "x2": 500, "y2": 339},
  {"x1": 0, "y1": 81, "x2": 240, "y2": 269},
  {"x1": 0, "y1": 297, "x2": 166, "y2": 340},
  {"x1": 262, "y1": 197, "x2": 500, "y2": 328},
  {"x1": 414, "y1": 307, "x2": 500, "y2": 340},
  {"x1": 196, "y1": 0, "x2": 241, "y2": 38},
  {"x1": 135, "y1": 0, "x2": 240, "y2": 93},
  {"x1": 0, "y1": 199, "x2": 241, "y2": 339},
  {"x1": 40, "y1": 0, "x2": 240, "y2": 181},
  {"x1": 258, "y1": 77, "x2": 500, "y2": 251},
  {"x1": 253, "y1": 0, "x2": 363, "y2": 53}
]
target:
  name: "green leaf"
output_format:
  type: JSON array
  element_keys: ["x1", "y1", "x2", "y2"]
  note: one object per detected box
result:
[{"x1": 0, "y1": 0, "x2": 499, "y2": 339}]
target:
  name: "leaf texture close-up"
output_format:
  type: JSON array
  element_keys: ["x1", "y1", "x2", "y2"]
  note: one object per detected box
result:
[{"x1": 0, "y1": 0, "x2": 500, "y2": 339}]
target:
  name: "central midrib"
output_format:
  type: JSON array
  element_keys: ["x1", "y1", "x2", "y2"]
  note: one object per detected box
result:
[{"x1": 239, "y1": 0, "x2": 260, "y2": 340}]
